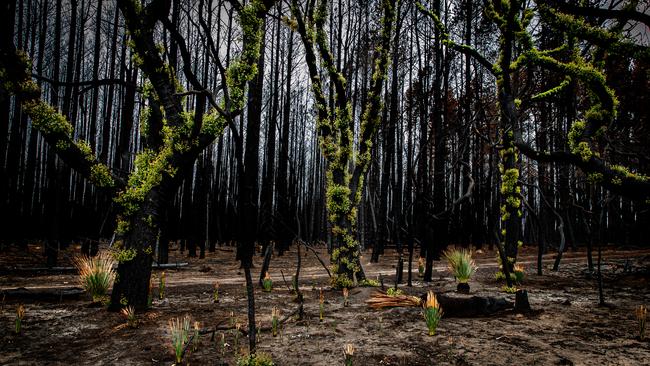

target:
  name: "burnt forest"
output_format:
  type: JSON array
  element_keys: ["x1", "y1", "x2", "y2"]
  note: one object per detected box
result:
[{"x1": 1, "y1": 0, "x2": 650, "y2": 364}]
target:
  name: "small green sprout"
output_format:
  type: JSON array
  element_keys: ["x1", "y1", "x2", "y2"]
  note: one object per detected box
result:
[
  {"x1": 271, "y1": 306, "x2": 280, "y2": 337},
  {"x1": 15, "y1": 304, "x2": 25, "y2": 334},
  {"x1": 121, "y1": 306, "x2": 137, "y2": 328},
  {"x1": 344, "y1": 344, "x2": 354, "y2": 366},
  {"x1": 159, "y1": 271, "x2": 166, "y2": 299},
  {"x1": 262, "y1": 272, "x2": 273, "y2": 292},
  {"x1": 423, "y1": 290, "x2": 443, "y2": 336}
]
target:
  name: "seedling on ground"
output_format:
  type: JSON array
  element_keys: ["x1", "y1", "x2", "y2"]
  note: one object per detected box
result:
[
  {"x1": 121, "y1": 306, "x2": 137, "y2": 328},
  {"x1": 272, "y1": 306, "x2": 280, "y2": 337},
  {"x1": 423, "y1": 290, "x2": 443, "y2": 336},
  {"x1": 73, "y1": 251, "x2": 116, "y2": 302},
  {"x1": 513, "y1": 263, "x2": 525, "y2": 283},
  {"x1": 344, "y1": 344, "x2": 354, "y2": 366},
  {"x1": 418, "y1": 257, "x2": 425, "y2": 277},
  {"x1": 319, "y1": 288, "x2": 325, "y2": 322},
  {"x1": 147, "y1": 277, "x2": 154, "y2": 307},
  {"x1": 159, "y1": 271, "x2": 166, "y2": 299},
  {"x1": 213, "y1": 281, "x2": 220, "y2": 302},
  {"x1": 636, "y1": 305, "x2": 647, "y2": 340},
  {"x1": 263, "y1": 272, "x2": 273, "y2": 292},
  {"x1": 234, "y1": 323, "x2": 242, "y2": 350},
  {"x1": 192, "y1": 321, "x2": 200, "y2": 351},
  {"x1": 15, "y1": 304, "x2": 25, "y2": 334},
  {"x1": 218, "y1": 332, "x2": 226, "y2": 356},
  {"x1": 168, "y1": 315, "x2": 190, "y2": 364}
]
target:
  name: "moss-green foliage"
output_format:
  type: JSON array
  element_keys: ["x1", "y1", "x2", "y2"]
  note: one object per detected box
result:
[
  {"x1": 227, "y1": 0, "x2": 266, "y2": 111},
  {"x1": 200, "y1": 108, "x2": 227, "y2": 137},
  {"x1": 111, "y1": 248, "x2": 137, "y2": 263},
  {"x1": 7, "y1": 77, "x2": 116, "y2": 191},
  {"x1": 22, "y1": 100, "x2": 73, "y2": 136},
  {"x1": 386, "y1": 287, "x2": 403, "y2": 297},
  {"x1": 237, "y1": 352, "x2": 274, "y2": 366},
  {"x1": 331, "y1": 273, "x2": 354, "y2": 289},
  {"x1": 90, "y1": 164, "x2": 115, "y2": 188},
  {"x1": 112, "y1": 0, "x2": 267, "y2": 240},
  {"x1": 296, "y1": 0, "x2": 395, "y2": 287},
  {"x1": 538, "y1": 5, "x2": 650, "y2": 61},
  {"x1": 359, "y1": 278, "x2": 380, "y2": 287},
  {"x1": 502, "y1": 285, "x2": 518, "y2": 294},
  {"x1": 532, "y1": 77, "x2": 571, "y2": 100}
]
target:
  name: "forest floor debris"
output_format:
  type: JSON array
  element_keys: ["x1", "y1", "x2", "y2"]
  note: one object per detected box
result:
[{"x1": 1, "y1": 244, "x2": 649, "y2": 365}]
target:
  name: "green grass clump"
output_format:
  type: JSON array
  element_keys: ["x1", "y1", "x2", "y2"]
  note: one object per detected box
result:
[
  {"x1": 237, "y1": 352, "x2": 275, "y2": 366},
  {"x1": 169, "y1": 315, "x2": 191, "y2": 364},
  {"x1": 443, "y1": 248, "x2": 477, "y2": 283},
  {"x1": 121, "y1": 306, "x2": 137, "y2": 328},
  {"x1": 73, "y1": 251, "x2": 116, "y2": 302}
]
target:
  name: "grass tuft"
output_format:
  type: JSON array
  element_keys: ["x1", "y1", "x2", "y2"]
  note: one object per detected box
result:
[
  {"x1": 121, "y1": 306, "x2": 137, "y2": 328},
  {"x1": 443, "y1": 248, "x2": 477, "y2": 283},
  {"x1": 73, "y1": 251, "x2": 116, "y2": 302},
  {"x1": 168, "y1": 315, "x2": 191, "y2": 364}
]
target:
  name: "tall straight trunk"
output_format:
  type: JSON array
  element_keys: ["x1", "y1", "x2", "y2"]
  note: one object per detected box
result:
[
  {"x1": 237, "y1": 17, "x2": 267, "y2": 353},
  {"x1": 50, "y1": 0, "x2": 62, "y2": 107},
  {"x1": 260, "y1": 10, "x2": 281, "y2": 259},
  {"x1": 100, "y1": 5, "x2": 120, "y2": 164},
  {"x1": 89, "y1": 0, "x2": 103, "y2": 150},
  {"x1": 1, "y1": 0, "x2": 18, "y2": 242},
  {"x1": 373, "y1": 98, "x2": 393, "y2": 263},
  {"x1": 389, "y1": 3, "x2": 403, "y2": 281},
  {"x1": 276, "y1": 29, "x2": 293, "y2": 255},
  {"x1": 237, "y1": 19, "x2": 266, "y2": 264},
  {"x1": 460, "y1": 0, "x2": 473, "y2": 247},
  {"x1": 497, "y1": 2, "x2": 522, "y2": 275},
  {"x1": 62, "y1": 0, "x2": 78, "y2": 120},
  {"x1": 19, "y1": 0, "x2": 47, "y2": 241},
  {"x1": 425, "y1": 0, "x2": 447, "y2": 282}
]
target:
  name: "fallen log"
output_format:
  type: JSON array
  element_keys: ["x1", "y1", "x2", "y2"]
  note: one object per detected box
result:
[
  {"x1": 366, "y1": 290, "x2": 514, "y2": 317},
  {"x1": 435, "y1": 293, "x2": 513, "y2": 317},
  {"x1": 1, "y1": 287, "x2": 85, "y2": 301}
]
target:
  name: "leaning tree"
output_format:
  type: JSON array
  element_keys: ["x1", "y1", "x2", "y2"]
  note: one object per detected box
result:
[{"x1": 0, "y1": 0, "x2": 278, "y2": 311}]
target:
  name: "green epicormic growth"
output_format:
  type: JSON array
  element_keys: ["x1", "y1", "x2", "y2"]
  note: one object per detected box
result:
[
  {"x1": 113, "y1": 0, "x2": 265, "y2": 240},
  {"x1": 293, "y1": 0, "x2": 396, "y2": 288},
  {"x1": 1, "y1": 53, "x2": 116, "y2": 190}
]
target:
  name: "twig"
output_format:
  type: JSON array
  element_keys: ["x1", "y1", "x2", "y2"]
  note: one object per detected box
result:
[{"x1": 297, "y1": 239, "x2": 332, "y2": 278}]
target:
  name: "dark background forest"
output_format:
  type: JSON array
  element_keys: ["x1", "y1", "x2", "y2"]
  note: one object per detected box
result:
[{"x1": 1, "y1": 0, "x2": 649, "y2": 284}]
